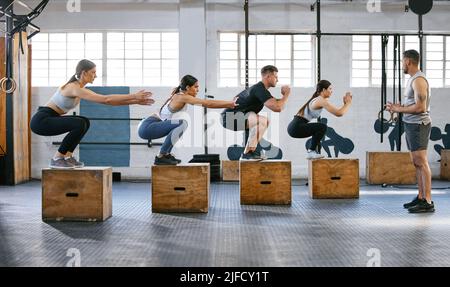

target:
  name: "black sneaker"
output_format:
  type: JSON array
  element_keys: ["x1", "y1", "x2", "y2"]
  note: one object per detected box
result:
[
  {"x1": 154, "y1": 155, "x2": 178, "y2": 165},
  {"x1": 166, "y1": 154, "x2": 181, "y2": 164},
  {"x1": 240, "y1": 151, "x2": 265, "y2": 161},
  {"x1": 408, "y1": 199, "x2": 435, "y2": 213},
  {"x1": 403, "y1": 196, "x2": 421, "y2": 209}
]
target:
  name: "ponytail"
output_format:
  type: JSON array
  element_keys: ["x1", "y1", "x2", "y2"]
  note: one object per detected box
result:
[
  {"x1": 297, "y1": 79, "x2": 332, "y2": 116},
  {"x1": 297, "y1": 91, "x2": 320, "y2": 116},
  {"x1": 61, "y1": 74, "x2": 78, "y2": 89},
  {"x1": 171, "y1": 85, "x2": 182, "y2": 96},
  {"x1": 160, "y1": 75, "x2": 198, "y2": 115},
  {"x1": 159, "y1": 85, "x2": 181, "y2": 114}
]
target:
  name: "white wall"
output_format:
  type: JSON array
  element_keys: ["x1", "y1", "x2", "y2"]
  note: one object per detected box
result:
[{"x1": 30, "y1": 1, "x2": 450, "y2": 179}]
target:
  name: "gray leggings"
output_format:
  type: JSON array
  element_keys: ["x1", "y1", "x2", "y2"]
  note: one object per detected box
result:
[{"x1": 138, "y1": 116, "x2": 188, "y2": 154}]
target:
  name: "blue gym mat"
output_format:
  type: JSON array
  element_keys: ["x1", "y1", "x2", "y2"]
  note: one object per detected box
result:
[{"x1": 79, "y1": 87, "x2": 130, "y2": 167}]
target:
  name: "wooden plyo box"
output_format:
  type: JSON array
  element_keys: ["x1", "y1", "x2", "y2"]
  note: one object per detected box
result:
[
  {"x1": 152, "y1": 163, "x2": 210, "y2": 213},
  {"x1": 366, "y1": 152, "x2": 416, "y2": 184},
  {"x1": 222, "y1": 160, "x2": 239, "y2": 181},
  {"x1": 308, "y1": 159, "x2": 359, "y2": 199},
  {"x1": 441, "y1": 150, "x2": 450, "y2": 180},
  {"x1": 240, "y1": 160, "x2": 291, "y2": 205},
  {"x1": 42, "y1": 167, "x2": 112, "y2": 222}
]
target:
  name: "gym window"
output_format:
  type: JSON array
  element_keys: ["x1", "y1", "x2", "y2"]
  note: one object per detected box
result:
[
  {"x1": 31, "y1": 33, "x2": 103, "y2": 87},
  {"x1": 351, "y1": 36, "x2": 370, "y2": 87},
  {"x1": 352, "y1": 35, "x2": 449, "y2": 88},
  {"x1": 106, "y1": 32, "x2": 179, "y2": 87},
  {"x1": 219, "y1": 33, "x2": 314, "y2": 88},
  {"x1": 426, "y1": 36, "x2": 444, "y2": 88},
  {"x1": 31, "y1": 31, "x2": 179, "y2": 87},
  {"x1": 446, "y1": 37, "x2": 450, "y2": 87},
  {"x1": 352, "y1": 35, "x2": 420, "y2": 88}
]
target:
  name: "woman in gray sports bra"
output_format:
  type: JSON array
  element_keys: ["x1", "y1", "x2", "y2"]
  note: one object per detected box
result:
[
  {"x1": 287, "y1": 80, "x2": 352, "y2": 159},
  {"x1": 30, "y1": 59, "x2": 154, "y2": 169}
]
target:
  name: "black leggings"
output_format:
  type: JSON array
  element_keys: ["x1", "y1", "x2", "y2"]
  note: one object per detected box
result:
[
  {"x1": 30, "y1": 107, "x2": 90, "y2": 154},
  {"x1": 287, "y1": 116, "x2": 327, "y2": 151}
]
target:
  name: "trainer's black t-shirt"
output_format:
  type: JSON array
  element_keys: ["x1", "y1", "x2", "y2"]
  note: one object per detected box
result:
[{"x1": 223, "y1": 81, "x2": 273, "y2": 114}]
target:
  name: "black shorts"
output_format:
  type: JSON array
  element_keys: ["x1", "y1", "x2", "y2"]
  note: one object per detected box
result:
[
  {"x1": 221, "y1": 111, "x2": 251, "y2": 131},
  {"x1": 404, "y1": 122, "x2": 431, "y2": 152}
]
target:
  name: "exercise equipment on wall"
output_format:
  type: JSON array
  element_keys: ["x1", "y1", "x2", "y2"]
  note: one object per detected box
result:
[
  {"x1": 0, "y1": 0, "x2": 49, "y2": 92},
  {"x1": 408, "y1": 0, "x2": 433, "y2": 69},
  {"x1": 375, "y1": 33, "x2": 404, "y2": 150},
  {"x1": 0, "y1": 0, "x2": 49, "y2": 185}
]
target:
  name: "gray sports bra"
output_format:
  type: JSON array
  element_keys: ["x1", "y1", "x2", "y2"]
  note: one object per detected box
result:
[
  {"x1": 303, "y1": 98, "x2": 323, "y2": 121},
  {"x1": 49, "y1": 89, "x2": 79, "y2": 113}
]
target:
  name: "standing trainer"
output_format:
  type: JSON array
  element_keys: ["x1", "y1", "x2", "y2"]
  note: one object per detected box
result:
[{"x1": 387, "y1": 50, "x2": 434, "y2": 213}]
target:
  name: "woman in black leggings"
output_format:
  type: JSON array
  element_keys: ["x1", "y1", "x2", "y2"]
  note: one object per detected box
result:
[
  {"x1": 30, "y1": 59, "x2": 154, "y2": 169},
  {"x1": 287, "y1": 80, "x2": 352, "y2": 159}
]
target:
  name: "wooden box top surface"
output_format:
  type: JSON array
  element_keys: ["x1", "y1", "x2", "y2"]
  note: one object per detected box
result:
[
  {"x1": 42, "y1": 167, "x2": 112, "y2": 171},
  {"x1": 152, "y1": 163, "x2": 210, "y2": 168}
]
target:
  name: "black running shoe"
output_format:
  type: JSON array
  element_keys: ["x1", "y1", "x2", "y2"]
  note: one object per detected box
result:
[
  {"x1": 408, "y1": 199, "x2": 435, "y2": 213},
  {"x1": 166, "y1": 154, "x2": 181, "y2": 164},
  {"x1": 403, "y1": 196, "x2": 421, "y2": 209},
  {"x1": 154, "y1": 155, "x2": 178, "y2": 165}
]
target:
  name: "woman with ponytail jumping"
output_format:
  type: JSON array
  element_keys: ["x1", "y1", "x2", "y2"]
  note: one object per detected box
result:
[
  {"x1": 30, "y1": 59, "x2": 154, "y2": 169},
  {"x1": 138, "y1": 74, "x2": 237, "y2": 165},
  {"x1": 287, "y1": 80, "x2": 352, "y2": 159}
]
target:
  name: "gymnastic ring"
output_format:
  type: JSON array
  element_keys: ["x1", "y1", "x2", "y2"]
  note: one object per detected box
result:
[
  {"x1": 0, "y1": 78, "x2": 5, "y2": 92},
  {"x1": 0, "y1": 77, "x2": 17, "y2": 93},
  {"x1": 0, "y1": 77, "x2": 16, "y2": 93},
  {"x1": 378, "y1": 110, "x2": 394, "y2": 124}
]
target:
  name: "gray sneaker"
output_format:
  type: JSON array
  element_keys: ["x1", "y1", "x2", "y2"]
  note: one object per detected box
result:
[
  {"x1": 49, "y1": 158, "x2": 75, "y2": 169},
  {"x1": 65, "y1": 157, "x2": 84, "y2": 168}
]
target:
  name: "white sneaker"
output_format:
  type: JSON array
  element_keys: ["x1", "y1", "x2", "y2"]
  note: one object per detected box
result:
[{"x1": 306, "y1": 150, "x2": 324, "y2": 160}]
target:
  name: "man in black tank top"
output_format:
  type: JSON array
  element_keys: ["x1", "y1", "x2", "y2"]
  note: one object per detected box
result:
[{"x1": 221, "y1": 65, "x2": 290, "y2": 160}]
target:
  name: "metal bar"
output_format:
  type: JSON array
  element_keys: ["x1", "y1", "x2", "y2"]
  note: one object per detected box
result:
[
  {"x1": 321, "y1": 32, "x2": 450, "y2": 36},
  {"x1": 52, "y1": 142, "x2": 162, "y2": 146},
  {"x1": 316, "y1": 0, "x2": 321, "y2": 83},
  {"x1": 27, "y1": 28, "x2": 40, "y2": 40},
  {"x1": 418, "y1": 15, "x2": 424, "y2": 69},
  {"x1": 397, "y1": 34, "x2": 402, "y2": 151},
  {"x1": 381, "y1": 35, "x2": 389, "y2": 144},
  {"x1": 247, "y1": 32, "x2": 450, "y2": 37},
  {"x1": 393, "y1": 35, "x2": 397, "y2": 105},
  {"x1": 204, "y1": 0, "x2": 208, "y2": 155},
  {"x1": 244, "y1": 0, "x2": 249, "y2": 89},
  {"x1": 0, "y1": 9, "x2": 16, "y2": 19},
  {"x1": 0, "y1": 0, "x2": 14, "y2": 184},
  {"x1": 315, "y1": 0, "x2": 323, "y2": 153},
  {"x1": 380, "y1": 35, "x2": 384, "y2": 144},
  {"x1": 27, "y1": 22, "x2": 39, "y2": 31},
  {"x1": 15, "y1": 0, "x2": 34, "y2": 11},
  {"x1": 8, "y1": 0, "x2": 49, "y2": 35}
]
